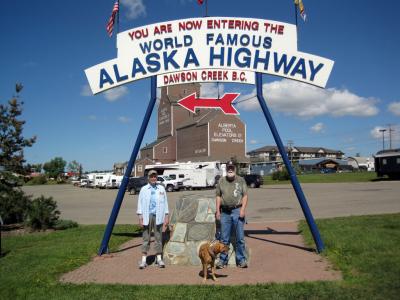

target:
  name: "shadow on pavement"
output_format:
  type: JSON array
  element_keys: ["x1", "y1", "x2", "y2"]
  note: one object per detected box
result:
[{"x1": 245, "y1": 227, "x2": 314, "y2": 253}]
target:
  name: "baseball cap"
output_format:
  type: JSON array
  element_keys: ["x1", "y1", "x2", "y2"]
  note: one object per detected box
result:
[
  {"x1": 148, "y1": 170, "x2": 158, "y2": 177},
  {"x1": 226, "y1": 160, "x2": 236, "y2": 170}
]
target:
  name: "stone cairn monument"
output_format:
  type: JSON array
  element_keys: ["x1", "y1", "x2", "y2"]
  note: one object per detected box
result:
[{"x1": 163, "y1": 194, "x2": 250, "y2": 266}]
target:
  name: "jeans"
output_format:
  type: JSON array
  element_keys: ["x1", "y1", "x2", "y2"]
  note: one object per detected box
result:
[{"x1": 219, "y1": 207, "x2": 246, "y2": 265}]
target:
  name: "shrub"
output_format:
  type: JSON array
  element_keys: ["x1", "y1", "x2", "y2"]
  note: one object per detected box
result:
[
  {"x1": 25, "y1": 196, "x2": 60, "y2": 230},
  {"x1": 53, "y1": 219, "x2": 78, "y2": 230},
  {"x1": 0, "y1": 186, "x2": 31, "y2": 224},
  {"x1": 272, "y1": 168, "x2": 290, "y2": 181},
  {"x1": 26, "y1": 175, "x2": 47, "y2": 185}
]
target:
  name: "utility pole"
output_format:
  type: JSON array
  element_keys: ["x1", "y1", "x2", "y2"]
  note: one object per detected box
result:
[
  {"x1": 379, "y1": 129, "x2": 387, "y2": 151},
  {"x1": 287, "y1": 140, "x2": 294, "y2": 165},
  {"x1": 387, "y1": 124, "x2": 394, "y2": 150}
]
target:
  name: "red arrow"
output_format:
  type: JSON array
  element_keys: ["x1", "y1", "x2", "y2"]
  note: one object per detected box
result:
[{"x1": 177, "y1": 93, "x2": 240, "y2": 115}]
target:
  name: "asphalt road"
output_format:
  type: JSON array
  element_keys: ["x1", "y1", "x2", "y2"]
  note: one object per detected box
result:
[{"x1": 22, "y1": 181, "x2": 400, "y2": 224}]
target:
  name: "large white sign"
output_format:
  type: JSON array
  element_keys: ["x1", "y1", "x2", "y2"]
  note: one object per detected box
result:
[{"x1": 85, "y1": 17, "x2": 334, "y2": 94}]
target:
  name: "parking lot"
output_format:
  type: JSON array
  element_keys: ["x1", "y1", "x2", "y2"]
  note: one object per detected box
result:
[{"x1": 22, "y1": 180, "x2": 400, "y2": 224}]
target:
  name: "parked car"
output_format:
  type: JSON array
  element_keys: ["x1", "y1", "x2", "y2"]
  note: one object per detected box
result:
[
  {"x1": 127, "y1": 176, "x2": 148, "y2": 195},
  {"x1": 320, "y1": 168, "x2": 336, "y2": 174},
  {"x1": 157, "y1": 175, "x2": 183, "y2": 192},
  {"x1": 244, "y1": 174, "x2": 263, "y2": 188}
]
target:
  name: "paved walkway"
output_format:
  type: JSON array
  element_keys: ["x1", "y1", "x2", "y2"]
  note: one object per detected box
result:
[{"x1": 60, "y1": 222, "x2": 341, "y2": 285}]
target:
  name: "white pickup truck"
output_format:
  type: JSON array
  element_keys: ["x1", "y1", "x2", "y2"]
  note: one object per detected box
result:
[{"x1": 157, "y1": 175, "x2": 183, "y2": 192}]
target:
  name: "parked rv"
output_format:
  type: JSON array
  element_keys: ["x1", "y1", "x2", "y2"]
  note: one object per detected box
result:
[
  {"x1": 94, "y1": 173, "x2": 113, "y2": 188},
  {"x1": 374, "y1": 149, "x2": 400, "y2": 179},
  {"x1": 105, "y1": 175, "x2": 123, "y2": 189},
  {"x1": 80, "y1": 173, "x2": 96, "y2": 188},
  {"x1": 145, "y1": 161, "x2": 222, "y2": 189}
]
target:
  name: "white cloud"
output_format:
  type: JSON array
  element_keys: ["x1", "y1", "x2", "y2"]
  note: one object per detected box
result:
[
  {"x1": 371, "y1": 125, "x2": 400, "y2": 145},
  {"x1": 103, "y1": 86, "x2": 129, "y2": 101},
  {"x1": 388, "y1": 102, "x2": 400, "y2": 116},
  {"x1": 120, "y1": 0, "x2": 146, "y2": 20},
  {"x1": 88, "y1": 115, "x2": 97, "y2": 121},
  {"x1": 118, "y1": 116, "x2": 132, "y2": 123},
  {"x1": 310, "y1": 122, "x2": 324, "y2": 133},
  {"x1": 237, "y1": 79, "x2": 379, "y2": 118},
  {"x1": 200, "y1": 83, "x2": 225, "y2": 98},
  {"x1": 80, "y1": 84, "x2": 93, "y2": 97},
  {"x1": 249, "y1": 139, "x2": 258, "y2": 145}
]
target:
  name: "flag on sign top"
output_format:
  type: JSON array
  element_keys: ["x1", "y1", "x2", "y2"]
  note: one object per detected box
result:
[
  {"x1": 197, "y1": 0, "x2": 204, "y2": 4},
  {"x1": 294, "y1": 0, "x2": 307, "y2": 22},
  {"x1": 106, "y1": 1, "x2": 119, "y2": 37}
]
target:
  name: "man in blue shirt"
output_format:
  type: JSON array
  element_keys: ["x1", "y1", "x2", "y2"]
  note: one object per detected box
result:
[{"x1": 137, "y1": 170, "x2": 169, "y2": 269}]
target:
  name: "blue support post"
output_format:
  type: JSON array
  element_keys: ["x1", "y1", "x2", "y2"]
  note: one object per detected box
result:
[
  {"x1": 255, "y1": 73, "x2": 324, "y2": 253},
  {"x1": 98, "y1": 76, "x2": 157, "y2": 255}
]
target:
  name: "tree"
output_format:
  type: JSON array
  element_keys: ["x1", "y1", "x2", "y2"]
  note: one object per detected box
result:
[
  {"x1": 0, "y1": 84, "x2": 36, "y2": 174},
  {"x1": 0, "y1": 84, "x2": 36, "y2": 224},
  {"x1": 43, "y1": 157, "x2": 66, "y2": 179},
  {"x1": 67, "y1": 160, "x2": 82, "y2": 177}
]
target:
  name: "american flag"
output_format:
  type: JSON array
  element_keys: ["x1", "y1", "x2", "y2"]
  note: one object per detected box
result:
[{"x1": 106, "y1": 1, "x2": 119, "y2": 37}]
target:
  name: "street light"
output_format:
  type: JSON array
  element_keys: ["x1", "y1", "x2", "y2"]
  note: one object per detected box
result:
[{"x1": 379, "y1": 129, "x2": 387, "y2": 150}]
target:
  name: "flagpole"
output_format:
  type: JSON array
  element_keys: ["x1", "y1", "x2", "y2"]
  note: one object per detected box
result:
[
  {"x1": 117, "y1": 0, "x2": 120, "y2": 34},
  {"x1": 294, "y1": 1, "x2": 299, "y2": 47}
]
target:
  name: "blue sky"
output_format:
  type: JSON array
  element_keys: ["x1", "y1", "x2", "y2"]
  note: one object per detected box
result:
[{"x1": 1, "y1": 0, "x2": 399, "y2": 171}]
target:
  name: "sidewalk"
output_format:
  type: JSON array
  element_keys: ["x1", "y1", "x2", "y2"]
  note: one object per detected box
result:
[{"x1": 60, "y1": 221, "x2": 341, "y2": 285}]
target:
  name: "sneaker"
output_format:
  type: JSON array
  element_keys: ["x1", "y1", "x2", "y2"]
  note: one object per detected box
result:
[
  {"x1": 216, "y1": 261, "x2": 227, "y2": 269},
  {"x1": 237, "y1": 261, "x2": 248, "y2": 268},
  {"x1": 156, "y1": 259, "x2": 165, "y2": 268},
  {"x1": 139, "y1": 261, "x2": 147, "y2": 269}
]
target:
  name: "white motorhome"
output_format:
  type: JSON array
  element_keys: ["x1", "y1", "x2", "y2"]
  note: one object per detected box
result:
[
  {"x1": 80, "y1": 173, "x2": 96, "y2": 188},
  {"x1": 105, "y1": 175, "x2": 123, "y2": 189},
  {"x1": 94, "y1": 173, "x2": 113, "y2": 188},
  {"x1": 145, "y1": 161, "x2": 222, "y2": 189}
]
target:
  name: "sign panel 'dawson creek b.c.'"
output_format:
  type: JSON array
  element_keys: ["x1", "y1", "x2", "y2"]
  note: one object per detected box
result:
[{"x1": 85, "y1": 17, "x2": 334, "y2": 94}]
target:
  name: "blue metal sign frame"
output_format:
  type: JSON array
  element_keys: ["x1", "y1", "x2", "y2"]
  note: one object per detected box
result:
[
  {"x1": 255, "y1": 73, "x2": 324, "y2": 253},
  {"x1": 98, "y1": 72, "x2": 324, "y2": 255},
  {"x1": 98, "y1": 76, "x2": 157, "y2": 255}
]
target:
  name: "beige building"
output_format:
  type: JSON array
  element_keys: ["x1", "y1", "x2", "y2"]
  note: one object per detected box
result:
[{"x1": 248, "y1": 145, "x2": 344, "y2": 163}]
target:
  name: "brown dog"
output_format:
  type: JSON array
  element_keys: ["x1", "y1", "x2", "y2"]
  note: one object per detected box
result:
[{"x1": 198, "y1": 240, "x2": 229, "y2": 282}]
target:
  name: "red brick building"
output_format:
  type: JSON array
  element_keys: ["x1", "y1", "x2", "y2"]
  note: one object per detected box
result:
[{"x1": 133, "y1": 83, "x2": 246, "y2": 176}]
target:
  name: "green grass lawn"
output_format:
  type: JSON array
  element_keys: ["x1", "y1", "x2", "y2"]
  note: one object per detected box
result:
[
  {"x1": 1, "y1": 214, "x2": 400, "y2": 299},
  {"x1": 264, "y1": 171, "x2": 379, "y2": 185}
]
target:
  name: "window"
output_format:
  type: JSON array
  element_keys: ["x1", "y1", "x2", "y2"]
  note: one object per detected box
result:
[
  {"x1": 179, "y1": 174, "x2": 185, "y2": 178},
  {"x1": 163, "y1": 147, "x2": 168, "y2": 154},
  {"x1": 397, "y1": 158, "x2": 400, "y2": 164},
  {"x1": 169, "y1": 174, "x2": 176, "y2": 179},
  {"x1": 137, "y1": 165, "x2": 142, "y2": 172},
  {"x1": 382, "y1": 159, "x2": 387, "y2": 165}
]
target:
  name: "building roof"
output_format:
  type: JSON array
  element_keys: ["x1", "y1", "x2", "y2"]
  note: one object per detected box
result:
[
  {"x1": 140, "y1": 136, "x2": 169, "y2": 150},
  {"x1": 375, "y1": 148, "x2": 400, "y2": 156},
  {"x1": 248, "y1": 145, "x2": 344, "y2": 155},
  {"x1": 179, "y1": 155, "x2": 249, "y2": 163},
  {"x1": 298, "y1": 158, "x2": 348, "y2": 166},
  {"x1": 347, "y1": 157, "x2": 372, "y2": 164},
  {"x1": 175, "y1": 109, "x2": 220, "y2": 130}
]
